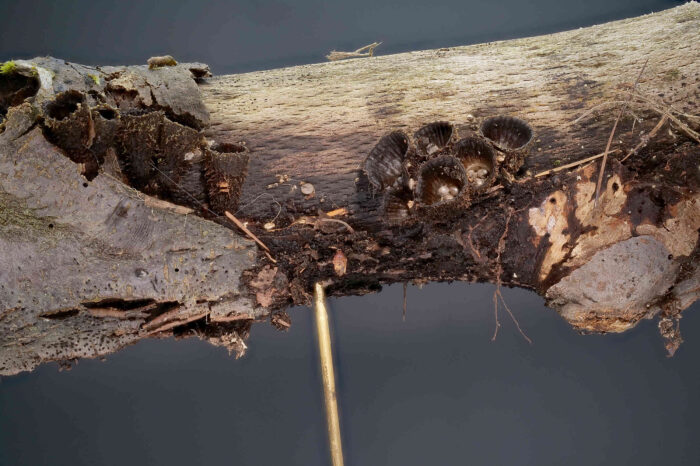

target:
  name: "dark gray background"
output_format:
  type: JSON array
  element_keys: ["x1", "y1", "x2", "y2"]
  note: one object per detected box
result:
[
  {"x1": 0, "y1": 0, "x2": 686, "y2": 73},
  {"x1": 1, "y1": 1, "x2": 698, "y2": 465}
]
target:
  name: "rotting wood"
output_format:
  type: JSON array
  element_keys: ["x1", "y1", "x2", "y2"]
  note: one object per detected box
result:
[
  {"x1": 594, "y1": 59, "x2": 648, "y2": 207},
  {"x1": 1, "y1": 4, "x2": 700, "y2": 375}
]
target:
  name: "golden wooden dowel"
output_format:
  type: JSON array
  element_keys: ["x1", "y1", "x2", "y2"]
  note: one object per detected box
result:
[{"x1": 314, "y1": 282, "x2": 345, "y2": 466}]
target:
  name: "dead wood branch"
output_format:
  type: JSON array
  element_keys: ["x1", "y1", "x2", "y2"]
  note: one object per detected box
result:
[{"x1": 2, "y1": 4, "x2": 700, "y2": 374}]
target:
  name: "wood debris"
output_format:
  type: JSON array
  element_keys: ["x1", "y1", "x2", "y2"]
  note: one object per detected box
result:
[
  {"x1": 270, "y1": 311, "x2": 292, "y2": 331},
  {"x1": 144, "y1": 311, "x2": 209, "y2": 335},
  {"x1": 535, "y1": 149, "x2": 620, "y2": 178},
  {"x1": 333, "y1": 249, "x2": 347, "y2": 276},
  {"x1": 224, "y1": 211, "x2": 276, "y2": 262},
  {"x1": 326, "y1": 207, "x2": 348, "y2": 217},
  {"x1": 144, "y1": 195, "x2": 194, "y2": 215},
  {"x1": 301, "y1": 182, "x2": 315, "y2": 196},
  {"x1": 326, "y1": 42, "x2": 381, "y2": 61}
]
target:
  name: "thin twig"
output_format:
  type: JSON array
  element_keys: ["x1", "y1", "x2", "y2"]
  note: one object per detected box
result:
[
  {"x1": 326, "y1": 42, "x2": 382, "y2": 61},
  {"x1": 224, "y1": 211, "x2": 270, "y2": 251},
  {"x1": 571, "y1": 100, "x2": 627, "y2": 125},
  {"x1": 625, "y1": 91, "x2": 700, "y2": 143},
  {"x1": 629, "y1": 92, "x2": 700, "y2": 139},
  {"x1": 625, "y1": 90, "x2": 700, "y2": 123},
  {"x1": 534, "y1": 149, "x2": 620, "y2": 178},
  {"x1": 620, "y1": 115, "x2": 669, "y2": 162},
  {"x1": 224, "y1": 211, "x2": 277, "y2": 263},
  {"x1": 572, "y1": 90, "x2": 699, "y2": 166},
  {"x1": 577, "y1": 92, "x2": 700, "y2": 127},
  {"x1": 594, "y1": 59, "x2": 648, "y2": 208},
  {"x1": 354, "y1": 42, "x2": 381, "y2": 54}
]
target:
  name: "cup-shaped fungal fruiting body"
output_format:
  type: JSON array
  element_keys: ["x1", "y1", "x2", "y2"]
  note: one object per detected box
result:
[
  {"x1": 150, "y1": 115, "x2": 206, "y2": 206},
  {"x1": 414, "y1": 121, "x2": 454, "y2": 157},
  {"x1": 204, "y1": 143, "x2": 250, "y2": 215},
  {"x1": 0, "y1": 62, "x2": 40, "y2": 119},
  {"x1": 115, "y1": 113, "x2": 161, "y2": 189},
  {"x1": 416, "y1": 155, "x2": 468, "y2": 207},
  {"x1": 480, "y1": 116, "x2": 533, "y2": 152},
  {"x1": 479, "y1": 116, "x2": 533, "y2": 173},
  {"x1": 77, "y1": 105, "x2": 121, "y2": 179},
  {"x1": 454, "y1": 136, "x2": 497, "y2": 193},
  {"x1": 90, "y1": 105, "x2": 119, "y2": 155},
  {"x1": 382, "y1": 188, "x2": 414, "y2": 225},
  {"x1": 164, "y1": 149, "x2": 208, "y2": 207},
  {"x1": 43, "y1": 90, "x2": 94, "y2": 162},
  {"x1": 363, "y1": 130, "x2": 409, "y2": 191}
]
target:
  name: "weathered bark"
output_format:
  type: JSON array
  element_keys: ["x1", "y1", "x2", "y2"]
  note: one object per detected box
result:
[{"x1": 1, "y1": 4, "x2": 699, "y2": 375}]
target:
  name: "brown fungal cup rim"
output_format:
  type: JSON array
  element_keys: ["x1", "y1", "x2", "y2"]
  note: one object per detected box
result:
[
  {"x1": 44, "y1": 90, "x2": 87, "y2": 121},
  {"x1": 454, "y1": 136, "x2": 498, "y2": 192},
  {"x1": 416, "y1": 155, "x2": 468, "y2": 207},
  {"x1": 479, "y1": 115, "x2": 534, "y2": 152},
  {"x1": 413, "y1": 121, "x2": 455, "y2": 156},
  {"x1": 363, "y1": 130, "x2": 410, "y2": 191}
]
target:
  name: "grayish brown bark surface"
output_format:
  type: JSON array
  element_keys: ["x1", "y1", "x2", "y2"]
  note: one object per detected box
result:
[{"x1": 1, "y1": 4, "x2": 699, "y2": 375}]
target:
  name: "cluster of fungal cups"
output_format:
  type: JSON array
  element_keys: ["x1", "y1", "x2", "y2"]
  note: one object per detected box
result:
[{"x1": 362, "y1": 116, "x2": 533, "y2": 223}]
